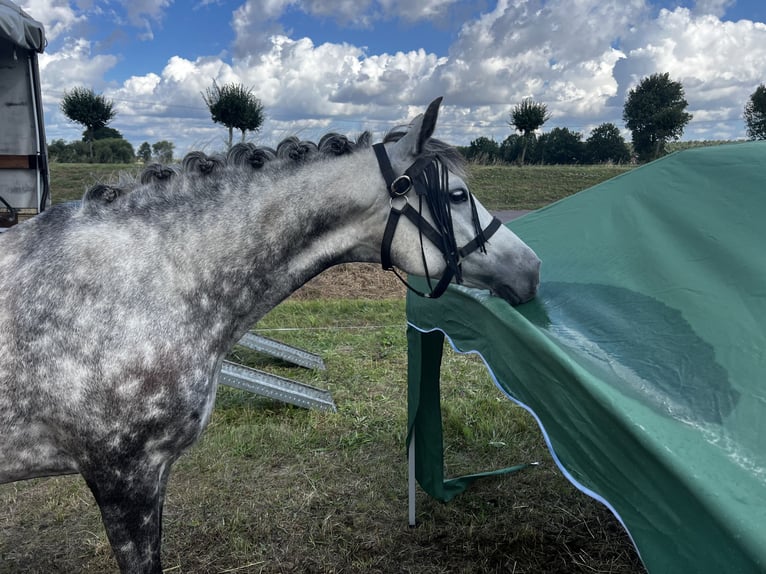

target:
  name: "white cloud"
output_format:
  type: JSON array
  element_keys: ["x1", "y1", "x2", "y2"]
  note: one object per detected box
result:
[
  {"x1": 116, "y1": 0, "x2": 172, "y2": 26},
  {"x1": 122, "y1": 72, "x2": 161, "y2": 96},
  {"x1": 613, "y1": 8, "x2": 766, "y2": 133},
  {"x1": 110, "y1": 0, "x2": 173, "y2": 41},
  {"x1": 414, "y1": 0, "x2": 646, "y2": 138},
  {"x1": 231, "y1": 1, "x2": 290, "y2": 56},
  {"x1": 38, "y1": 37, "x2": 118, "y2": 96},
  {"x1": 691, "y1": 0, "x2": 734, "y2": 18},
  {"x1": 31, "y1": 0, "x2": 766, "y2": 153},
  {"x1": 21, "y1": 0, "x2": 85, "y2": 42},
  {"x1": 230, "y1": 0, "x2": 464, "y2": 56},
  {"x1": 303, "y1": 0, "x2": 375, "y2": 25},
  {"x1": 376, "y1": 0, "x2": 460, "y2": 22}
]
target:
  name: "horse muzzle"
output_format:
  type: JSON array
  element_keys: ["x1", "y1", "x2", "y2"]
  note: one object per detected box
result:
[{"x1": 489, "y1": 254, "x2": 541, "y2": 306}]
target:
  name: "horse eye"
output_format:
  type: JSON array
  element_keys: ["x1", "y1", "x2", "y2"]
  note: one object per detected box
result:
[{"x1": 449, "y1": 189, "x2": 468, "y2": 203}]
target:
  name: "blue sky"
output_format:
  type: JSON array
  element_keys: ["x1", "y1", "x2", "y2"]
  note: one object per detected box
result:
[{"x1": 22, "y1": 0, "x2": 766, "y2": 154}]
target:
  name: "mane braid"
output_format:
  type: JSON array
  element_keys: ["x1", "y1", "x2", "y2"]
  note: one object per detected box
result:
[
  {"x1": 182, "y1": 151, "x2": 226, "y2": 176},
  {"x1": 227, "y1": 143, "x2": 275, "y2": 170},
  {"x1": 82, "y1": 131, "x2": 373, "y2": 205}
]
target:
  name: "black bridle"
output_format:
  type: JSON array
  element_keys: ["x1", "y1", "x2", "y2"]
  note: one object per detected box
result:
[{"x1": 373, "y1": 142, "x2": 503, "y2": 299}]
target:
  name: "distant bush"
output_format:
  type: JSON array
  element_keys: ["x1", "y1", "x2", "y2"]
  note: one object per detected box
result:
[
  {"x1": 458, "y1": 127, "x2": 734, "y2": 165},
  {"x1": 462, "y1": 137, "x2": 501, "y2": 164},
  {"x1": 534, "y1": 127, "x2": 585, "y2": 164},
  {"x1": 499, "y1": 134, "x2": 535, "y2": 164},
  {"x1": 586, "y1": 123, "x2": 631, "y2": 164},
  {"x1": 48, "y1": 138, "x2": 135, "y2": 163},
  {"x1": 93, "y1": 138, "x2": 135, "y2": 163}
]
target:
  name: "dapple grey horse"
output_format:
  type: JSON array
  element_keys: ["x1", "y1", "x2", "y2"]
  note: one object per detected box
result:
[{"x1": 0, "y1": 98, "x2": 540, "y2": 573}]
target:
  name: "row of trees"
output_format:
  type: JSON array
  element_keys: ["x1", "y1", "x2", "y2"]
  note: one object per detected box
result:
[
  {"x1": 48, "y1": 137, "x2": 135, "y2": 163},
  {"x1": 461, "y1": 123, "x2": 630, "y2": 165},
  {"x1": 137, "y1": 141, "x2": 174, "y2": 164},
  {"x1": 48, "y1": 137, "x2": 177, "y2": 164},
  {"x1": 54, "y1": 77, "x2": 766, "y2": 165},
  {"x1": 53, "y1": 82, "x2": 265, "y2": 163},
  {"x1": 490, "y1": 72, "x2": 692, "y2": 164},
  {"x1": 470, "y1": 75, "x2": 766, "y2": 165}
]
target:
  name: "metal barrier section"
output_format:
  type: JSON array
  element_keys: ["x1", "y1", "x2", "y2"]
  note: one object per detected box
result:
[
  {"x1": 219, "y1": 360, "x2": 336, "y2": 412},
  {"x1": 236, "y1": 333, "x2": 326, "y2": 370},
  {"x1": 218, "y1": 332, "x2": 335, "y2": 412}
]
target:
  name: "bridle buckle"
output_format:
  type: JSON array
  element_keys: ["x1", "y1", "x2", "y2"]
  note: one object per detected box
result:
[{"x1": 389, "y1": 175, "x2": 412, "y2": 197}]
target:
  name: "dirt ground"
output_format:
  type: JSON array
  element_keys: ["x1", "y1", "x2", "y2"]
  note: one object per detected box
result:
[{"x1": 291, "y1": 263, "x2": 407, "y2": 300}]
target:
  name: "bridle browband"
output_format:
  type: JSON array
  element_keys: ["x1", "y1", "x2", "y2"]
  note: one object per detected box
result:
[{"x1": 373, "y1": 142, "x2": 503, "y2": 299}]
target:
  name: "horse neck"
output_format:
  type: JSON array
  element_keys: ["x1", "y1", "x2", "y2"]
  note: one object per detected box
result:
[{"x1": 142, "y1": 152, "x2": 384, "y2": 349}]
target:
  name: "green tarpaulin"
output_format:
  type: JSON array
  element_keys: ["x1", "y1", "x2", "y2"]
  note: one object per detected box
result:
[{"x1": 406, "y1": 141, "x2": 766, "y2": 574}]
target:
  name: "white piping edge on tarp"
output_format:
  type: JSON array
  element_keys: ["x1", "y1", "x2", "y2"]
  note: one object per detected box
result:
[{"x1": 406, "y1": 321, "x2": 644, "y2": 566}]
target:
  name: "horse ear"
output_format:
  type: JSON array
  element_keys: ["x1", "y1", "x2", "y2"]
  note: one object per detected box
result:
[
  {"x1": 417, "y1": 96, "x2": 443, "y2": 153},
  {"x1": 393, "y1": 97, "x2": 443, "y2": 159}
]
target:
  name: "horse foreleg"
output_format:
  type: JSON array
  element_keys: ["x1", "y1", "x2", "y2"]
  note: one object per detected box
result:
[{"x1": 83, "y1": 460, "x2": 172, "y2": 574}]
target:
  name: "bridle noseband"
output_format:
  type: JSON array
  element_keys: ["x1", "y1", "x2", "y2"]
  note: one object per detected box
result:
[{"x1": 373, "y1": 142, "x2": 503, "y2": 299}]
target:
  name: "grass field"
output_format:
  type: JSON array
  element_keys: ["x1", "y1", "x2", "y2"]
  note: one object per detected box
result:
[
  {"x1": 47, "y1": 161, "x2": 633, "y2": 208},
  {"x1": 1, "y1": 163, "x2": 646, "y2": 573},
  {"x1": 48, "y1": 162, "x2": 139, "y2": 204},
  {"x1": 467, "y1": 164, "x2": 632, "y2": 210}
]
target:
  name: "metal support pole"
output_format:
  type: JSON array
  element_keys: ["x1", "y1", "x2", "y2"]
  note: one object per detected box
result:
[{"x1": 408, "y1": 435, "x2": 416, "y2": 527}]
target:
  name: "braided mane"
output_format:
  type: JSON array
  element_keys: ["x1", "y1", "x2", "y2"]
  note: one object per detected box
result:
[{"x1": 82, "y1": 130, "x2": 463, "y2": 209}]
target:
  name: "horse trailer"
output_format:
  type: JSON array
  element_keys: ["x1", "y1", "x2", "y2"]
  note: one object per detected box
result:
[{"x1": 0, "y1": 0, "x2": 49, "y2": 229}]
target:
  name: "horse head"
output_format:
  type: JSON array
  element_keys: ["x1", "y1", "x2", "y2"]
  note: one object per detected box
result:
[{"x1": 371, "y1": 97, "x2": 541, "y2": 305}]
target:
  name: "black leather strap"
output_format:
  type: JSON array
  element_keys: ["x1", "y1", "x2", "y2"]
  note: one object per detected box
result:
[
  {"x1": 373, "y1": 143, "x2": 402, "y2": 196},
  {"x1": 0, "y1": 195, "x2": 18, "y2": 228},
  {"x1": 380, "y1": 207, "x2": 401, "y2": 270},
  {"x1": 459, "y1": 216, "x2": 502, "y2": 258},
  {"x1": 373, "y1": 141, "x2": 501, "y2": 299}
]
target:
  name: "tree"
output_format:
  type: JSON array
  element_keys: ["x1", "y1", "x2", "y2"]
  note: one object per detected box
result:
[
  {"x1": 47, "y1": 138, "x2": 133, "y2": 164},
  {"x1": 623, "y1": 73, "x2": 692, "y2": 162},
  {"x1": 92, "y1": 126, "x2": 123, "y2": 140},
  {"x1": 744, "y1": 84, "x2": 766, "y2": 140},
  {"x1": 464, "y1": 137, "x2": 500, "y2": 163},
  {"x1": 47, "y1": 139, "x2": 79, "y2": 163},
  {"x1": 536, "y1": 127, "x2": 585, "y2": 164},
  {"x1": 60, "y1": 87, "x2": 116, "y2": 159},
  {"x1": 94, "y1": 139, "x2": 135, "y2": 164},
  {"x1": 586, "y1": 122, "x2": 631, "y2": 164},
  {"x1": 202, "y1": 81, "x2": 265, "y2": 149},
  {"x1": 509, "y1": 98, "x2": 552, "y2": 164},
  {"x1": 152, "y1": 141, "x2": 174, "y2": 164},
  {"x1": 499, "y1": 134, "x2": 530, "y2": 164},
  {"x1": 137, "y1": 142, "x2": 152, "y2": 163}
]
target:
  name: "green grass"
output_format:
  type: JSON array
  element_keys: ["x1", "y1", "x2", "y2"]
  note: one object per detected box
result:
[
  {"x1": 0, "y1": 300, "x2": 644, "y2": 573},
  {"x1": 47, "y1": 162, "x2": 632, "y2": 208},
  {"x1": 467, "y1": 164, "x2": 633, "y2": 210},
  {"x1": 48, "y1": 162, "x2": 138, "y2": 203}
]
